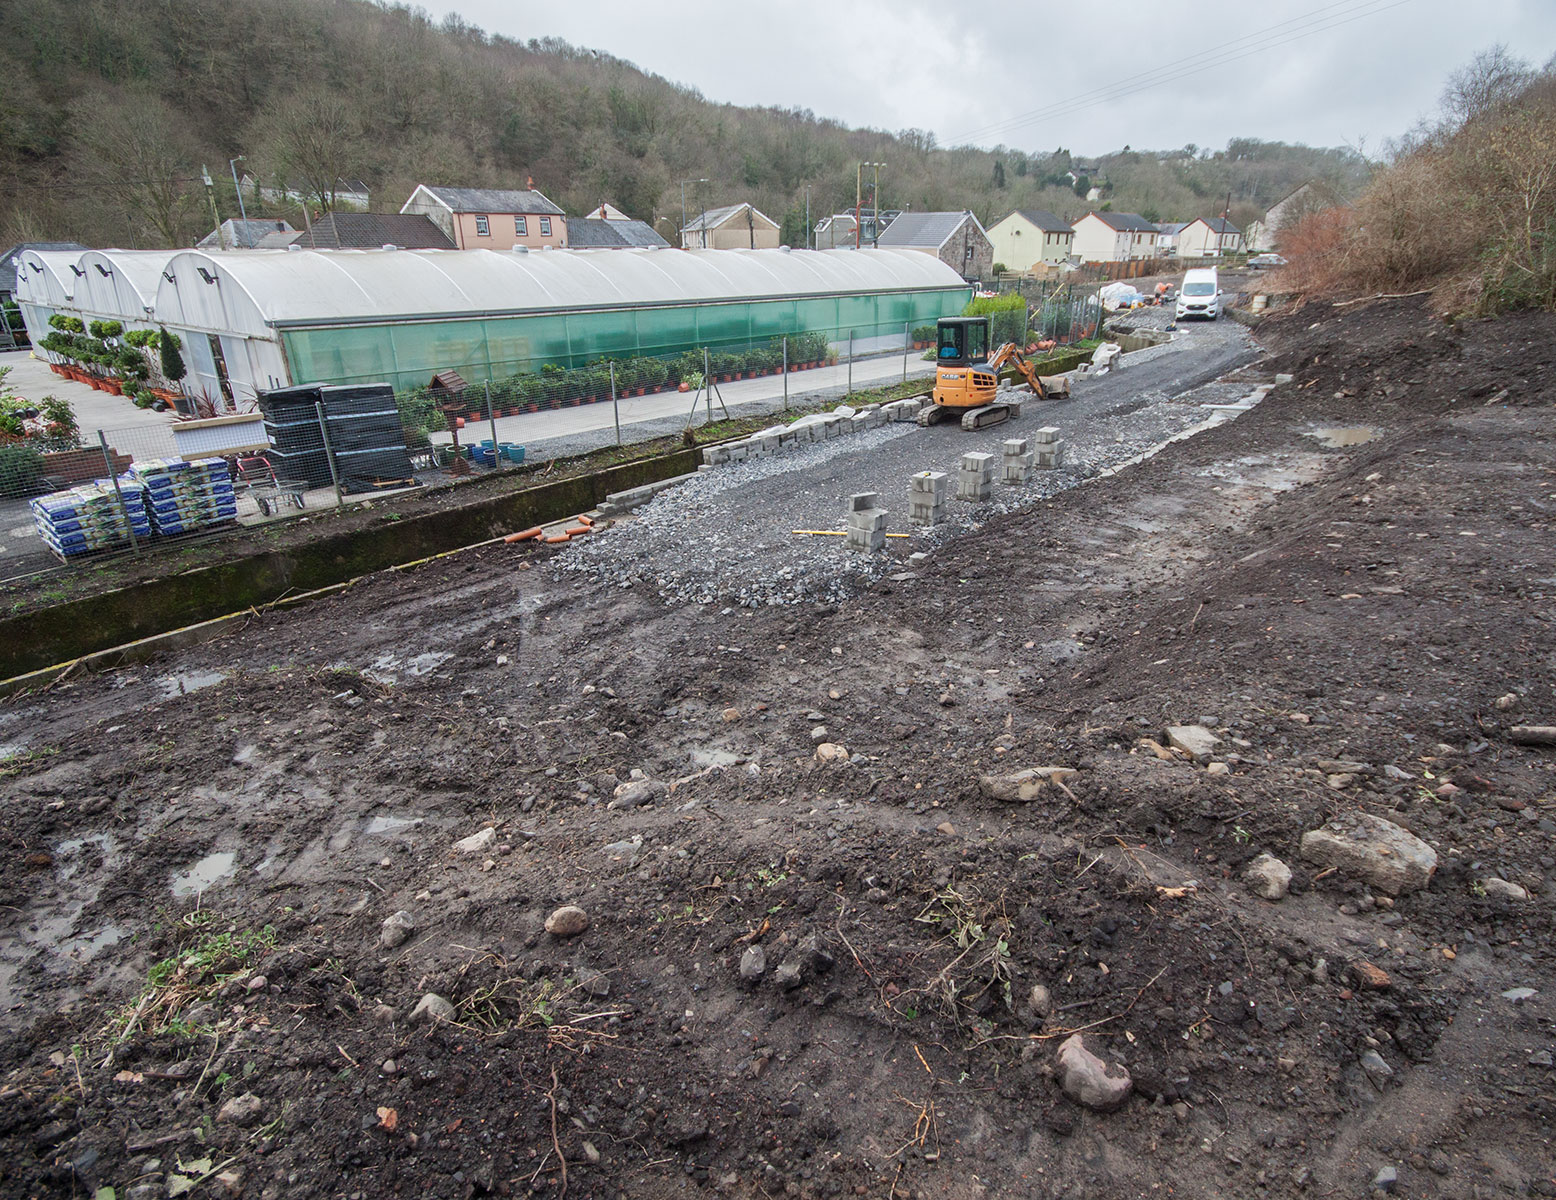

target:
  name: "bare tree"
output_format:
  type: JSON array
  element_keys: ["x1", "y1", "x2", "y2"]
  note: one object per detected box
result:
[
  {"x1": 256, "y1": 86, "x2": 362, "y2": 212},
  {"x1": 70, "y1": 90, "x2": 202, "y2": 247},
  {"x1": 1440, "y1": 45, "x2": 1534, "y2": 127}
]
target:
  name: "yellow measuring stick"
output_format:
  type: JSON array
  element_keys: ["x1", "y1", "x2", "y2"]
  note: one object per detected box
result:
[{"x1": 792, "y1": 530, "x2": 911, "y2": 538}]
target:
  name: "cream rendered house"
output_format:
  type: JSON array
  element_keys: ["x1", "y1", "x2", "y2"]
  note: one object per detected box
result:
[
  {"x1": 1069, "y1": 212, "x2": 1159, "y2": 262},
  {"x1": 987, "y1": 210, "x2": 1074, "y2": 273},
  {"x1": 1178, "y1": 217, "x2": 1245, "y2": 257}
]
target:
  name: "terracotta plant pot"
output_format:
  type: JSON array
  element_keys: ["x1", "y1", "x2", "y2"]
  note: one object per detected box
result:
[{"x1": 678, "y1": 382, "x2": 691, "y2": 393}]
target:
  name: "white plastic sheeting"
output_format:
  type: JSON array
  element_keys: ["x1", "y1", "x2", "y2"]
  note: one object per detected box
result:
[
  {"x1": 150, "y1": 246, "x2": 970, "y2": 335},
  {"x1": 75, "y1": 251, "x2": 177, "y2": 327}
]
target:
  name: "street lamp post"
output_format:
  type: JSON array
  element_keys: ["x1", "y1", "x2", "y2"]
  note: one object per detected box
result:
[
  {"x1": 229, "y1": 156, "x2": 249, "y2": 226},
  {"x1": 679, "y1": 178, "x2": 708, "y2": 248},
  {"x1": 202, "y1": 165, "x2": 224, "y2": 250},
  {"x1": 871, "y1": 162, "x2": 885, "y2": 247}
]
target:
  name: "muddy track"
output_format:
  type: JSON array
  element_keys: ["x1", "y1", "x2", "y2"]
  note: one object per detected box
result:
[{"x1": 2, "y1": 297, "x2": 1554, "y2": 1200}]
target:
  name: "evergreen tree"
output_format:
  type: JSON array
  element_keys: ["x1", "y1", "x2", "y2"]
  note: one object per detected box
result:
[{"x1": 159, "y1": 327, "x2": 186, "y2": 383}]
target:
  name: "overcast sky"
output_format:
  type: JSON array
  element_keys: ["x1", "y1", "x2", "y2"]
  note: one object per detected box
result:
[{"x1": 417, "y1": 0, "x2": 1556, "y2": 156}]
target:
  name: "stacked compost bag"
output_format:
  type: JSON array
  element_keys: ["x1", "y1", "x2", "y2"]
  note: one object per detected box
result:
[
  {"x1": 30, "y1": 477, "x2": 152, "y2": 558},
  {"x1": 129, "y1": 458, "x2": 238, "y2": 534}
]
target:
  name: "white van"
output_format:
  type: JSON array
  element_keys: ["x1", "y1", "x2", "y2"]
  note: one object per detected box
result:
[{"x1": 1176, "y1": 268, "x2": 1220, "y2": 320}]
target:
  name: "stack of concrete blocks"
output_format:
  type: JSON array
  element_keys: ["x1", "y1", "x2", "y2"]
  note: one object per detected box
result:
[
  {"x1": 957, "y1": 452, "x2": 996, "y2": 502},
  {"x1": 1034, "y1": 427, "x2": 1064, "y2": 470},
  {"x1": 1001, "y1": 438, "x2": 1034, "y2": 485},
  {"x1": 699, "y1": 398, "x2": 924, "y2": 469},
  {"x1": 883, "y1": 398, "x2": 926, "y2": 422},
  {"x1": 908, "y1": 471, "x2": 948, "y2": 526},
  {"x1": 847, "y1": 492, "x2": 889, "y2": 552}
]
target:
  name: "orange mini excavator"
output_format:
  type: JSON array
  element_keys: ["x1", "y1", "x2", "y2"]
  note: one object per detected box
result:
[{"x1": 917, "y1": 315, "x2": 1070, "y2": 430}]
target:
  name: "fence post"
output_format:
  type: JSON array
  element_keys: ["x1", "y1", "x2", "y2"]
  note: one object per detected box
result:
[
  {"x1": 902, "y1": 321, "x2": 910, "y2": 383},
  {"x1": 847, "y1": 331, "x2": 854, "y2": 397},
  {"x1": 97, "y1": 430, "x2": 140, "y2": 556},
  {"x1": 485, "y1": 381, "x2": 500, "y2": 462},
  {"x1": 315, "y1": 400, "x2": 344, "y2": 508},
  {"x1": 782, "y1": 336, "x2": 788, "y2": 411},
  {"x1": 610, "y1": 361, "x2": 621, "y2": 445},
  {"x1": 703, "y1": 347, "x2": 713, "y2": 425}
]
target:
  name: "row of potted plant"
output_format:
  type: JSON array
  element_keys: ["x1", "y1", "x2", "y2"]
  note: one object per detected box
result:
[
  {"x1": 420, "y1": 332, "x2": 840, "y2": 420},
  {"x1": 37, "y1": 318, "x2": 188, "y2": 410}
]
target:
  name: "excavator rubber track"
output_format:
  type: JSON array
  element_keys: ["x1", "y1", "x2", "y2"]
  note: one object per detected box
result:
[
  {"x1": 959, "y1": 403, "x2": 1012, "y2": 431},
  {"x1": 916, "y1": 404, "x2": 954, "y2": 427}
]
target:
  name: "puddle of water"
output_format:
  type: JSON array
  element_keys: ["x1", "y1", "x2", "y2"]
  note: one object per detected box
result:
[
  {"x1": 1309, "y1": 426, "x2": 1380, "y2": 449},
  {"x1": 170, "y1": 851, "x2": 237, "y2": 897},
  {"x1": 55, "y1": 833, "x2": 118, "y2": 882},
  {"x1": 690, "y1": 748, "x2": 740, "y2": 769},
  {"x1": 155, "y1": 669, "x2": 228, "y2": 700},
  {"x1": 58, "y1": 924, "x2": 126, "y2": 961},
  {"x1": 364, "y1": 815, "x2": 423, "y2": 836}
]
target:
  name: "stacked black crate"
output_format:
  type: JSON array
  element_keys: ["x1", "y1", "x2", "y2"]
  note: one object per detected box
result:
[
  {"x1": 257, "y1": 384, "x2": 332, "y2": 487},
  {"x1": 319, "y1": 385, "x2": 416, "y2": 491}
]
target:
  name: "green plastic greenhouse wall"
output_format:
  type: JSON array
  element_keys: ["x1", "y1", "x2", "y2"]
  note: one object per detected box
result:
[{"x1": 278, "y1": 289, "x2": 970, "y2": 390}]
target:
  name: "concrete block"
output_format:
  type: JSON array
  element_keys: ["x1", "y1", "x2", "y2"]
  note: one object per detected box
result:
[
  {"x1": 1034, "y1": 427, "x2": 1060, "y2": 444},
  {"x1": 1005, "y1": 398, "x2": 1024, "y2": 419},
  {"x1": 961, "y1": 452, "x2": 997, "y2": 473},
  {"x1": 847, "y1": 508, "x2": 888, "y2": 532},
  {"x1": 1035, "y1": 441, "x2": 1065, "y2": 469},
  {"x1": 957, "y1": 476, "x2": 993, "y2": 502},
  {"x1": 849, "y1": 414, "x2": 870, "y2": 433},
  {"x1": 727, "y1": 445, "x2": 748, "y2": 462},
  {"x1": 847, "y1": 527, "x2": 886, "y2": 551},
  {"x1": 1002, "y1": 438, "x2": 1030, "y2": 456},
  {"x1": 850, "y1": 492, "x2": 881, "y2": 512},
  {"x1": 910, "y1": 470, "x2": 948, "y2": 495}
]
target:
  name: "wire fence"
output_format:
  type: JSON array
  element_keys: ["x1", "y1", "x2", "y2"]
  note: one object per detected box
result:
[{"x1": 0, "y1": 324, "x2": 947, "y2": 581}]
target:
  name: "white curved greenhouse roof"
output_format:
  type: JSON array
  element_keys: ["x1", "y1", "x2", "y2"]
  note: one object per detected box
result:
[
  {"x1": 14, "y1": 249, "x2": 83, "y2": 307},
  {"x1": 76, "y1": 251, "x2": 178, "y2": 323},
  {"x1": 152, "y1": 246, "x2": 968, "y2": 334}
]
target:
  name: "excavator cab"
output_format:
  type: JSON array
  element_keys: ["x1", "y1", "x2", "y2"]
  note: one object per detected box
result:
[{"x1": 935, "y1": 316, "x2": 991, "y2": 368}]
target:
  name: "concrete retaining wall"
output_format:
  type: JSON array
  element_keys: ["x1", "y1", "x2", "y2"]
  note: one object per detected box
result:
[{"x1": 0, "y1": 448, "x2": 701, "y2": 680}]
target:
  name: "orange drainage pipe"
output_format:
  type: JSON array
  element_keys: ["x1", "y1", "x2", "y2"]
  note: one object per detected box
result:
[
  {"x1": 505, "y1": 527, "x2": 544, "y2": 543},
  {"x1": 563, "y1": 524, "x2": 592, "y2": 537},
  {"x1": 542, "y1": 533, "x2": 571, "y2": 544}
]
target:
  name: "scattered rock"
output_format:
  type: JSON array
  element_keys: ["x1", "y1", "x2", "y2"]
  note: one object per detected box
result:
[
  {"x1": 1494, "y1": 693, "x2": 1519, "y2": 711},
  {"x1": 610, "y1": 778, "x2": 667, "y2": 809},
  {"x1": 1326, "y1": 772, "x2": 1355, "y2": 790},
  {"x1": 1164, "y1": 724, "x2": 1220, "y2": 762},
  {"x1": 380, "y1": 911, "x2": 416, "y2": 949},
  {"x1": 1055, "y1": 1034, "x2": 1132, "y2": 1111},
  {"x1": 1360, "y1": 1050, "x2": 1394, "y2": 1089},
  {"x1": 245, "y1": 975, "x2": 267, "y2": 992},
  {"x1": 1206, "y1": 761, "x2": 1231, "y2": 777},
  {"x1": 409, "y1": 993, "x2": 456, "y2": 1024},
  {"x1": 1373, "y1": 1165, "x2": 1398, "y2": 1193},
  {"x1": 814, "y1": 743, "x2": 849, "y2": 764},
  {"x1": 1382, "y1": 764, "x2": 1412, "y2": 781},
  {"x1": 721, "y1": 707, "x2": 741, "y2": 722},
  {"x1": 217, "y1": 1093, "x2": 265, "y2": 1126},
  {"x1": 810, "y1": 726, "x2": 829, "y2": 743},
  {"x1": 740, "y1": 945, "x2": 767, "y2": 982},
  {"x1": 936, "y1": 821, "x2": 956, "y2": 837},
  {"x1": 545, "y1": 905, "x2": 590, "y2": 937},
  {"x1": 1481, "y1": 878, "x2": 1529, "y2": 901},
  {"x1": 454, "y1": 827, "x2": 497, "y2": 855},
  {"x1": 773, "y1": 961, "x2": 805, "y2": 990},
  {"x1": 1501, "y1": 987, "x2": 1538, "y2": 1004},
  {"x1": 1244, "y1": 853, "x2": 1292, "y2": 901},
  {"x1": 1028, "y1": 984, "x2": 1053, "y2": 1017},
  {"x1": 1299, "y1": 811, "x2": 1437, "y2": 895},
  {"x1": 1352, "y1": 961, "x2": 1391, "y2": 990},
  {"x1": 978, "y1": 766, "x2": 1078, "y2": 803},
  {"x1": 1527, "y1": 1050, "x2": 1552, "y2": 1067},
  {"x1": 578, "y1": 967, "x2": 611, "y2": 998}
]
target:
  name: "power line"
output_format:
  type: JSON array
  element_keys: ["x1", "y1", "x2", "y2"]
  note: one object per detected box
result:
[{"x1": 948, "y1": 0, "x2": 1412, "y2": 148}]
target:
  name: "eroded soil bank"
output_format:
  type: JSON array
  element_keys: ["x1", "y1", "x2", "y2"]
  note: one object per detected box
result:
[{"x1": 2, "y1": 296, "x2": 1553, "y2": 1200}]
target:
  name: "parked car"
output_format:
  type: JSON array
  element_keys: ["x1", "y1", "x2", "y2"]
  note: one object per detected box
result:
[
  {"x1": 1249, "y1": 253, "x2": 1287, "y2": 269},
  {"x1": 1176, "y1": 268, "x2": 1220, "y2": 321}
]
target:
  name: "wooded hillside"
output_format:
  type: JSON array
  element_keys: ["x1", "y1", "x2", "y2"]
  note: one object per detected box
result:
[{"x1": 0, "y1": 0, "x2": 1372, "y2": 249}]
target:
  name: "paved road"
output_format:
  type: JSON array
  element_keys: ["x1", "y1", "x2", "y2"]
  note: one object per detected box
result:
[{"x1": 0, "y1": 350, "x2": 173, "y2": 434}]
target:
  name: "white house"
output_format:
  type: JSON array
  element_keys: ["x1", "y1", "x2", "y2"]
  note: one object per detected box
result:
[
  {"x1": 680, "y1": 203, "x2": 781, "y2": 250},
  {"x1": 1069, "y1": 212, "x2": 1159, "y2": 262},
  {"x1": 1178, "y1": 217, "x2": 1245, "y2": 257},
  {"x1": 1155, "y1": 221, "x2": 1189, "y2": 256},
  {"x1": 987, "y1": 210, "x2": 1075, "y2": 273},
  {"x1": 812, "y1": 214, "x2": 858, "y2": 250},
  {"x1": 1247, "y1": 181, "x2": 1346, "y2": 250}
]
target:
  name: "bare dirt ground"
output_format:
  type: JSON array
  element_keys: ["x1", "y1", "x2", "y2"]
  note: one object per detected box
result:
[{"x1": 2, "y1": 295, "x2": 1554, "y2": 1200}]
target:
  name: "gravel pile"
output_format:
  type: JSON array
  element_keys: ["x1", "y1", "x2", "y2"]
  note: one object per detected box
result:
[
  {"x1": 1107, "y1": 306, "x2": 1180, "y2": 333},
  {"x1": 560, "y1": 373, "x2": 1254, "y2": 608}
]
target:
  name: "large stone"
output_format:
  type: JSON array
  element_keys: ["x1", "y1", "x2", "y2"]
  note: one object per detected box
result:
[
  {"x1": 454, "y1": 827, "x2": 497, "y2": 854},
  {"x1": 380, "y1": 910, "x2": 416, "y2": 949},
  {"x1": 1244, "y1": 853, "x2": 1292, "y2": 901},
  {"x1": 216, "y1": 1093, "x2": 265, "y2": 1126},
  {"x1": 978, "y1": 766, "x2": 1078, "y2": 803},
  {"x1": 1299, "y1": 811, "x2": 1437, "y2": 896},
  {"x1": 610, "y1": 778, "x2": 667, "y2": 809},
  {"x1": 545, "y1": 905, "x2": 590, "y2": 937},
  {"x1": 1164, "y1": 725, "x2": 1220, "y2": 762},
  {"x1": 1055, "y1": 1034, "x2": 1132, "y2": 1111},
  {"x1": 409, "y1": 993, "x2": 456, "y2": 1024},
  {"x1": 814, "y1": 743, "x2": 849, "y2": 764},
  {"x1": 739, "y1": 945, "x2": 767, "y2": 981}
]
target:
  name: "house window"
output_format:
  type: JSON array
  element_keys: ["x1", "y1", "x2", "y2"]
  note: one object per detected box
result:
[
  {"x1": 474, "y1": 215, "x2": 490, "y2": 237},
  {"x1": 515, "y1": 215, "x2": 527, "y2": 236},
  {"x1": 539, "y1": 217, "x2": 552, "y2": 236},
  {"x1": 965, "y1": 245, "x2": 974, "y2": 262}
]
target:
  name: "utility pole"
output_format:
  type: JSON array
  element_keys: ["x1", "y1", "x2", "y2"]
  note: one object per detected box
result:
[
  {"x1": 856, "y1": 162, "x2": 884, "y2": 247},
  {"x1": 871, "y1": 162, "x2": 885, "y2": 247},
  {"x1": 229, "y1": 156, "x2": 249, "y2": 227},
  {"x1": 202, "y1": 166, "x2": 224, "y2": 250},
  {"x1": 679, "y1": 178, "x2": 707, "y2": 249},
  {"x1": 805, "y1": 186, "x2": 810, "y2": 250}
]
